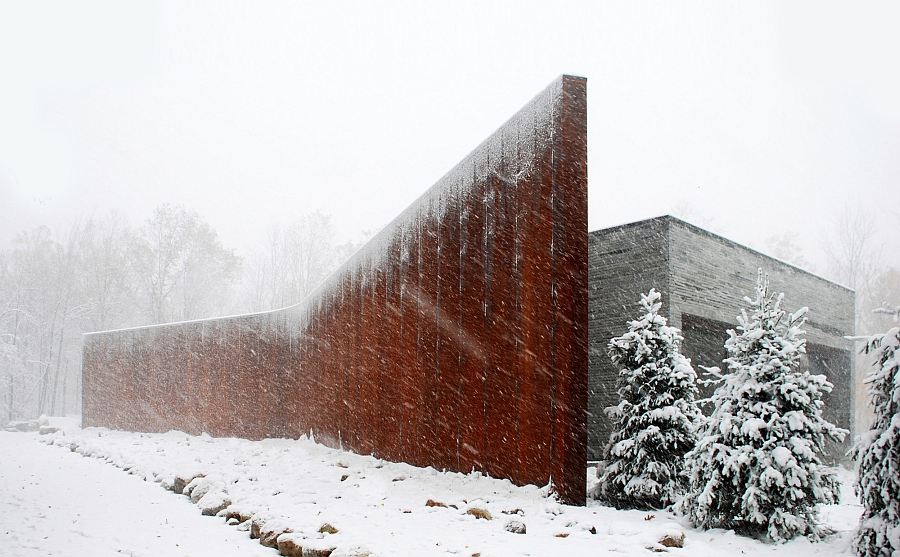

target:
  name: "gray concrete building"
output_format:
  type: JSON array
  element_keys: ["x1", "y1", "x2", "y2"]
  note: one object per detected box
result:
[{"x1": 587, "y1": 216, "x2": 855, "y2": 464}]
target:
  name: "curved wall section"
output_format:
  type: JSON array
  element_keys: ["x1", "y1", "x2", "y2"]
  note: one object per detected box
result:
[{"x1": 83, "y1": 75, "x2": 588, "y2": 504}]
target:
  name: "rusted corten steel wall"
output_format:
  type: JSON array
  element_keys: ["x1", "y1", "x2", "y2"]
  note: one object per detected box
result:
[{"x1": 83, "y1": 75, "x2": 588, "y2": 504}]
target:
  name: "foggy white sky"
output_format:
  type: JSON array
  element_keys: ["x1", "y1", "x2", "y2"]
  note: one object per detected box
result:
[{"x1": 1, "y1": 1, "x2": 898, "y2": 274}]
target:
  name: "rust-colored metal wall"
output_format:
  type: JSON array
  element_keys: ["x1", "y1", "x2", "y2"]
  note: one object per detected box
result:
[{"x1": 83, "y1": 75, "x2": 588, "y2": 504}]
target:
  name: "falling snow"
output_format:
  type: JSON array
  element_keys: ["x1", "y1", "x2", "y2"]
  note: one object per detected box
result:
[{"x1": 0, "y1": 418, "x2": 867, "y2": 557}]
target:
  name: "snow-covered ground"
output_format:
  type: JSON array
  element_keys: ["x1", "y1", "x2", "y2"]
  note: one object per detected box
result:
[
  {"x1": 0, "y1": 420, "x2": 270, "y2": 557},
  {"x1": 1, "y1": 417, "x2": 863, "y2": 557}
]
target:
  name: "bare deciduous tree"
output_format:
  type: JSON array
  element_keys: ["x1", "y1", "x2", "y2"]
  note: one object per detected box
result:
[
  {"x1": 0, "y1": 205, "x2": 247, "y2": 422},
  {"x1": 0, "y1": 321, "x2": 29, "y2": 425},
  {"x1": 128, "y1": 204, "x2": 242, "y2": 324},
  {"x1": 245, "y1": 211, "x2": 360, "y2": 312},
  {"x1": 78, "y1": 211, "x2": 134, "y2": 332},
  {"x1": 869, "y1": 268, "x2": 900, "y2": 332},
  {"x1": 0, "y1": 225, "x2": 91, "y2": 420},
  {"x1": 671, "y1": 199, "x2": 717, "y2": 231},
  {"x1": 823, "y1": 206, "x2": 884, "y2": 334},
  {"x1": 0, "y1": 205, "x2": 366, "y2": 422},
  {"x1": 765, "y1": 231, "x2": 814, "y2": 271}
]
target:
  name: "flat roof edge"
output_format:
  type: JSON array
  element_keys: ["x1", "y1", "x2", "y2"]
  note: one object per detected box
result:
[{"x1": 589, "y1": 215, "x2": 854, "y2": 294}]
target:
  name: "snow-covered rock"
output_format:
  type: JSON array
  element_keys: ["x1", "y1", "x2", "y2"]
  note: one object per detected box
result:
[
  {"x1": 29, "y1": 415, "x2": 863, "y2": 557},
  {"x1": 505, "y1": 519, "x2": 527, "y2": 534},
  {"x1": 198, "y1": 490, "x2": 231, "y2": 516}
]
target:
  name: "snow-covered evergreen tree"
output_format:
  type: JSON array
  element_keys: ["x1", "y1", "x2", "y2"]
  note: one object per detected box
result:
[
  {"x1": 679, "y1": 271, "x2": 847, "y2": 542},
  {"x1": 595, "y1": 289, "x2": 701, "y2": 510},
  {"x1": 851, "y1": 303, "x2": 900, "y2": 557}
]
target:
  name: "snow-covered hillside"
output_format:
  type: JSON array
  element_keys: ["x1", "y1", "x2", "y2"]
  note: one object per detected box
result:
[{"x1": 2, "y1": 418, "x2": 863, "y2": 556}]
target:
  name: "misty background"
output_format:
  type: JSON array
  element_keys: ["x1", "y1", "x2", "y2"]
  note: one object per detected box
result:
[{"x1": 1, "y1": 1, "x2": 898, "y2": 423}]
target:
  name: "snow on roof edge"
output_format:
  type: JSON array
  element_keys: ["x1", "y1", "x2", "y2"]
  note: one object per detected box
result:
[{"x1": 589, "y1": 214, "x2": 855, "y2": 294}]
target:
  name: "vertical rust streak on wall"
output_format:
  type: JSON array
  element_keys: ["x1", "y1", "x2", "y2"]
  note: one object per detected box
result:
[
  {"x1": 351, "y1": 279, "x2": 363, "y2": 451},
  {"x1": 398, "y1": 227, "x2": 418, "y2": 465},
  {"x1": 487, "y1": 167, "x2": 521, "y2": 483},
  {"x1": 382, "y1": 244, "x2": 402, "y2": 459},
  {"x1": 368, "y1": 269, "x2": 384, "y2": 455},
  {"x1": 337, "y1": 285, "x2": 349, "y2": 448},
  {"x1": 458, "y1": 164, "x2": 486, "y2": 473},
  {"x1": 551, "y1": 77, "x2": 588, "y2": 505},
  {"x1": 517, "y1": 106, "x2": 554, "y2": 487},
  {"x1": 365, "y1": 274, "x2": 377, "y2": 454},
  {"x1": 371, "y1": 266, "x2": 387, "y2": 458},
  {"x1": 436, "y1": 186, "x2": 462, "y2": 472},
  {"x1": 82, "y1": 75, "x2": 588, "y2": 504},
  {"x1": 418, "y1": 206, "x2": 439, "y2": 466}
]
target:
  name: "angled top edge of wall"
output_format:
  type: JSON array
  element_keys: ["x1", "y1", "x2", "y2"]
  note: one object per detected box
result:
[{"x1": 85, "y1": 74, "x2": 587, "y2": 339}]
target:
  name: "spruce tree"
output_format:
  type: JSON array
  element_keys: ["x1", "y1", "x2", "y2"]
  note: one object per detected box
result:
[
  {"x1": 679, "y1": 271, "x2": 847, "y2": 542},
  {"x1": 596, "y1": 289, "x2": 701, "y2": 510},
  {"x1": 851, "y1": 304, "x2": 900, "y2": 557}
]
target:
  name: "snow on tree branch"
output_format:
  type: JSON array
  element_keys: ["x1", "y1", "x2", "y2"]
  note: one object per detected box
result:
[
  {"x1": 592, "y1": 288, "x2": 701, "y2": 510},
  {"x1": 678, "y1": 270, "x2": 847, "y2": 543}
]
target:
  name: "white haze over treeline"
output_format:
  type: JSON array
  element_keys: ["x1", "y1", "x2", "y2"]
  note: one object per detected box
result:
[
  {"x1": 1, "y1": 201, "x2": 896, "y2": 427},
  {"x1": 1, "y1": 1, "x2": 898, "y2": 423},
  {"x1": 2, "y1": 3, "x2": 898, "y2": 261},
  {"x1": 0, "y1": 206, "x2": 363, "y2": 424}
]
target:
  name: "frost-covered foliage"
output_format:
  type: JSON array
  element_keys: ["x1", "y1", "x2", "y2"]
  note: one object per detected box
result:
[
  {"x1": 851, "y1": 304, "x2": 900, "y2": 557},
  {"x1": 595, "y1": 289, "x2": 701, "y2": 510},
  {"x1": 679, "y1": 271, "x2": 847, "y2": 542}
]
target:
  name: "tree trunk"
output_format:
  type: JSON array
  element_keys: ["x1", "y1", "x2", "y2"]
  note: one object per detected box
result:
[
  {"x1": 59, "y1": 357, "x2": 69, "y2": 416},
  {"x1": 50, "y1": 322, "x2": 66, "y2": 416}
]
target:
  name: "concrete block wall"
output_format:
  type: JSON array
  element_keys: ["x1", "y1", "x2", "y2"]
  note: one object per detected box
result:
[
  {"x1": 587, "y1": 219, "x2": 669, "y2": 459},
  {"x1": 666, "y1": 219, "x2": 854, "y2": 349},
  {"x1": 588, "y1": 216, "x2": 855, "y2": 464}
]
